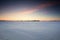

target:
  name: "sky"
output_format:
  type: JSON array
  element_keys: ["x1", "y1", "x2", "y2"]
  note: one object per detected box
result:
[{"x1": 0, "y1": 0, "x2": 60, "y2": 20}]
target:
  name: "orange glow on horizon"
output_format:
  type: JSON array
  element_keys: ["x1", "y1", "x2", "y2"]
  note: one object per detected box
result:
[{"x1": 0, "y1": 16, "x2": 60, "y2": 21}]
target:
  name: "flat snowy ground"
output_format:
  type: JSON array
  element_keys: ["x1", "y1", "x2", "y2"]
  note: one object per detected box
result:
[{"x1": 0, "y1": 22, "x2": 60, "y2": 40}]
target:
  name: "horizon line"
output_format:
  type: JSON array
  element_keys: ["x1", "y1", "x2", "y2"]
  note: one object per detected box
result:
[{"x1": 0, "y1": 20, "x2": 60, "y2": 22}]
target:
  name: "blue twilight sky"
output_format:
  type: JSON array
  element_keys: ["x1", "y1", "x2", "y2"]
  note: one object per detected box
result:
[{"x1": 0, "y1": 0, "x2": 60, "y2": 20}]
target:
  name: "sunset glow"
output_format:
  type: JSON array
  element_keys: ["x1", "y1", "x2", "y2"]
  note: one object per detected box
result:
[{"x1": 0, "y1": 1, "x2": 60, "y2": 21}]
